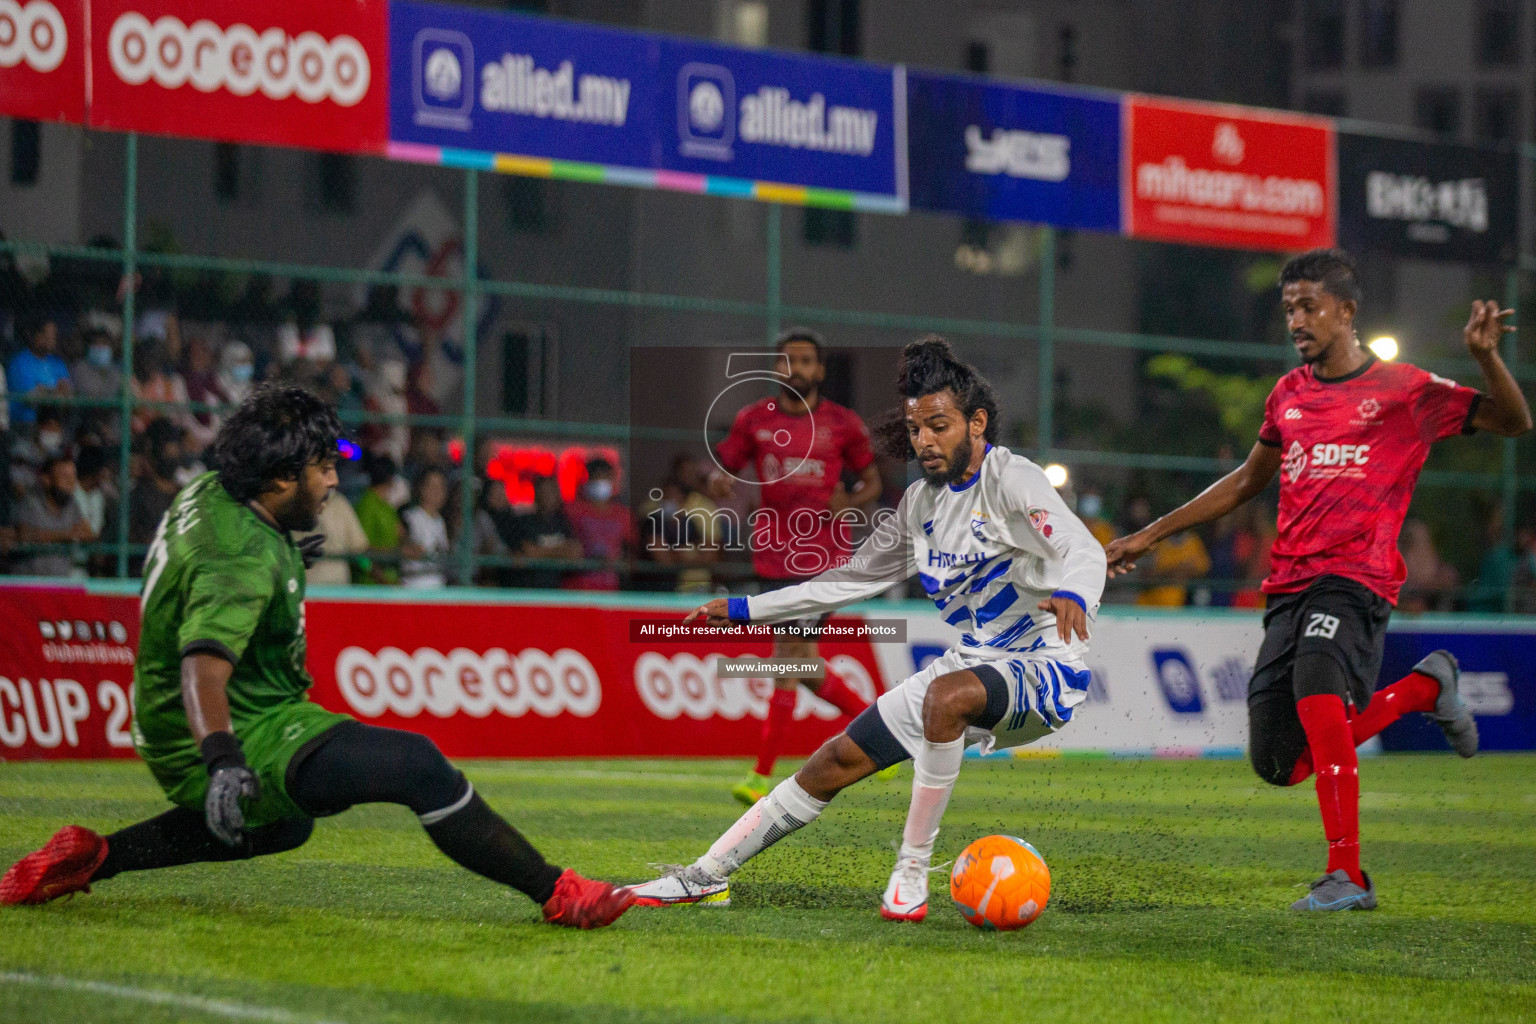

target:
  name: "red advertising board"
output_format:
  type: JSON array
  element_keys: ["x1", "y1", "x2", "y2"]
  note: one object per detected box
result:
[
  {"x1": 0, "y1": 0, "x2": 85, "y2": 123},
  {"x1": 87, "y1": 0, "x2": 388, "y2": 153},
  {"x1": 1125, "y1": 96, "x2": 1336, "y2": 252},
  {"x1": 0, "y1": 584, "x2": 886, "y2": 761}
]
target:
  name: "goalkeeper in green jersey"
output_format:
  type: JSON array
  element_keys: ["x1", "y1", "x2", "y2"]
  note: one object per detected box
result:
[{"x1": 2, "y1": 385, "x2": 633, "y2": 929}]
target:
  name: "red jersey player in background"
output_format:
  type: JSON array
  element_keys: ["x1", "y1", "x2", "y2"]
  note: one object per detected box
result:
[
  {"x1": 709, "y1": 329, "x2": 884, "y2": 805},
  {"x1": 1106, "y1": 249, "x2": 1531, "y2": 911}
]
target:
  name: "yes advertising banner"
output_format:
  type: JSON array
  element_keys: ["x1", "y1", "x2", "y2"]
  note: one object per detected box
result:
[
  {"x1": 904, "y1": 69, "x2": 1121, "y2": 233},
  {"x1": 0, "y1": 0, "x2": 85, "y2": 123},
  {"x1": 88, "y1": 0, "x2": 389, "y2": 153},
  {"x1": 1125, "y1": 96, "x2": 1336, "y2": 252},
  {"x1": 1338, "y1": 132, "x2": 1519, "y2": 264},
  {"x1": 386, "y1": 0, "x2": 905, "y2": 206}
]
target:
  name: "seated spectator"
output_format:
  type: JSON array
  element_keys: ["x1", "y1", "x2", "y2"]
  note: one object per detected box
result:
[
  {"x1": 217, "y1": 341, "x2": 256, "y2": 407},
  {"x1": 70, "y1": 322, "x2": 123, "y2": 442},
  {"x1": 362, "y1": 357, "x2": 409, "y2": 465},
  {"x1": 73, "y1": 444, "x2": 119, "y2": 577},
  {"x1": 353, "y1": 454, "x2": 403, "y2": 585},
  {"x1": 1400, "y1": 519, "x2": 1460, "y2": 614},
  {"x1": 1076, "y1": 489, "x2": 1115, "y2": 548},
  {"x1": 505, "y1": 474, "x2": 582, "y2": 589},
  {"x1": 7, "y1": 312, "x2": 71, "y2": 427},
  {"x1": 1466, "y1": 505, "x2": 1521, "y2": 612},
  {"x1": 1135, "y1": 528, "x2": 1211, "y2": 608},
  {"x1": 294, "y1": 489, "x2": 370, "y2": 587},
  {"x1": 180, "y1": 334, "x2": 229, "y2": 451},
  {"x1": 15, "y1": 454, "x2": 94, "y2": 577},
  {"x1": 400, "y1": 468, "x2": 451, "y2": 589},
  {"x1": 474, "y1": 477, "x2": 517, "y2": 586},
  {"x1": 640, "y1": 455, "x2": 724, "y2": 593},
  {"x1": 129, "y1": 337, "x2": 191, "y2": 436},
  {"x1": 9, "y1": 405, "x2": 69, "y2": 500},
  {"x1": 565, "y1": 457, "x2": 635, "y2": 591},
  {"x1": 128, "y1": 420, "x2": 185, "y2": 556}
]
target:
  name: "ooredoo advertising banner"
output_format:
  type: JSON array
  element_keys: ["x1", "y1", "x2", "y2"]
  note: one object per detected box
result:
[
  {"x1": 1125, "y1": 96, "x2": 1335, "y2": 252},
  {"x1": 905, "y1": 69, "x2": 1121, "y2": 232},
  {"x1": 1337, "y1": 131, "x2": 1519, "y2": 264},
  {"x1": 0, "y1": 0, "x2": 85, "y2": 123},
  {"x1": 88, "y1": 0, "x2": 388, "y2": 153}
]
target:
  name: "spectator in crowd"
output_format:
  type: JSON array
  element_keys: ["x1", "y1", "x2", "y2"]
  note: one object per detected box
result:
[
  {"x1": 1135, "y1": 526, "x2": 1212, "y2": 608},
  {"x1": 1400, "y1": 518, "x2": 1460, "y2": 614},
  {"x1": 1119, "y1": 494, "x2": 1154, "y2": 538},
  {"x1": 217, "y1": 340, "x2": 257, "y2": 407},
  {"x1": 475, "y1": 477, "x2": 519, "y2": 586},
  {"x1": 1466, "y1": 505, "x2": 1521, "y2": 612},
  {"x1": 295, "y1": 488, "x2": 370, "y2": 587},
  {"x1": 403, "y1": 429, "x2": 446, "y2": 488},
  {"x1": 0, "y1": 354, "x2": 9, "y2": 536},
  {"x1": 7, "y1": 312, "x2": 71, "y2": 427},
  {"x1": 354, "y1": 454, "x2": 404, "y2": 585},
  {"x1": 129, "y1": 336, "x2": 191, "y2": 436},
  {"x1": 506, "y1": 473, "x2": 581, "y2": 590},
  {"x1": 400, "y1": 467, "x2": 452, "y2": 588},
  {"x1": 565, "y1": 457, "x2": 635, "y2": 591},
  {"x1": 405, "y1": 359, "x2": 442, "y2": 422},
  {"x1": 70, "y1": 322, "x2": 123, "y2": 441},
  {"x1": 363, "y1": 357, "x2": 409, "y2": 465},
  {"x1": 1512, "y1": 523, "x2": 1536, "y2": 613},
  {"x1": 15, "y1": 454, "x2": 94, "y2": 577},
  {"x1": 73, "y1": 444, "x2": 118, "y2": 576},
  {"x1": 641, "y1": 454, "x2": 725, "y2": 593},
  {"x1": 127, "y1": 420, "x2": 184, "y2": 553},
  {"x1": 10, "y1": 403, "x2": 68, "y2": 486},
  {"x1": 1076, "y1": 488, "x2": 1116, "y2": 548},
  {"x1": 322, "y1": 359, "x2": 364, "y2": 417},
  {"x1": 180, "y1": 334, "x2": 229, "y2": 450}
]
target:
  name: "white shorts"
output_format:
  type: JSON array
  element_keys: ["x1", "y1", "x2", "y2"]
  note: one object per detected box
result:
[{"x1": 847, "y1": 647, "x2": 1090, "y2": 766}]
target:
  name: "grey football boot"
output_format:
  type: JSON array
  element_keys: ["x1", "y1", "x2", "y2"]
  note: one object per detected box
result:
[
  {"x1": 1412, "y1": 650, "x2": 1479, "y2": 758},
  {"x1": 1291, "y1": 869, "x2": 1377, "y2": 911}
]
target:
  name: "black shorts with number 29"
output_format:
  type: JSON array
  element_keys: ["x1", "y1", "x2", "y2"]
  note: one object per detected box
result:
[{"x1": 1247, "y1": 574, "x2": 1392, "y2": 713}]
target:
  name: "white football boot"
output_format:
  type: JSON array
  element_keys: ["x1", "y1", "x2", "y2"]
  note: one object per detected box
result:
[
  {"x1": 880, "y1": 856, "x2": 930, "y2": 922},
  {"x1": 627, "y1": 864, "x2": 730, "y2": 907}
]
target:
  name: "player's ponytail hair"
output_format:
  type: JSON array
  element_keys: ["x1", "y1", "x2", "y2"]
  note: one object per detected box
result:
[
  {"x1": 874, "y1": 335, "x2": 1000, "y2": 459},
  {"x1": 209, "y1": 383, "x2": 342, "y2": 503}
]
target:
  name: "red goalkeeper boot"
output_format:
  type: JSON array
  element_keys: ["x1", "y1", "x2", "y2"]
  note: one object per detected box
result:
[
  {"x1": 541, "y1": 868, "x2": 636, "y2": 929},
  {"x1": 0, "y1": 826, "x2": 109, "y2": 905}
]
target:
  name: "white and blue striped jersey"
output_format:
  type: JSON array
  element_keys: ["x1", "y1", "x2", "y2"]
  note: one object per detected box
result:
[{"x1": 733, "y1": 445, "x2": 1107, "y2": 664}]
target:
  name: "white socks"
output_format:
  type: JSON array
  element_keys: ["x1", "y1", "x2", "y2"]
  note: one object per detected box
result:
[
  {"x1": 697, "y1": 776, "x2": 829, "y2": 879},
  {"x1": 898, "y1": 735, "x2": 964, "y2": 868}
]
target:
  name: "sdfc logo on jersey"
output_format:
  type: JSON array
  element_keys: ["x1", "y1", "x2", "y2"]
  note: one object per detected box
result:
[{"x1": 1282, "y1": 441, "x2": 1308, "y2": 483}]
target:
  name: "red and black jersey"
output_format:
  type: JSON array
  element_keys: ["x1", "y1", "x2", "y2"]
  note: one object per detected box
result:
[
  {"x1": 1258, "y1": 357, "x2": 1481, "y2": 605},
  {"x1": 715, "y1": 395, "x2": 876, "y2": 580}
]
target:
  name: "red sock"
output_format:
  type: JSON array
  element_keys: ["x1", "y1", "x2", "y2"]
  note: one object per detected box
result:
[
  {"x1": 1295, "y1": 694, "x2": 1364, "y2": 887},
  {"x1": 1350, "y1": 671, "x2": 1439, "y2": 744},
  {"x1": 814, "y1": 670, "x2": 871, "y2": 719},
  {"x1": 754, "y1": 688, "x2": 798, "y2": 777}
]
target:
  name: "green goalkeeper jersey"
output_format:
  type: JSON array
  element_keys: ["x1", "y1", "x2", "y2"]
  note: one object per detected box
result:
[{"x1": 133, "y1": 471, "x2": 311, "y2": 762}]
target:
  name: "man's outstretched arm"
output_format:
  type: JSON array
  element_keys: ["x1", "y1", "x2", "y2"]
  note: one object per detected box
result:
[
  {"x1": 1464, "y1": 300, "x2": 1533, "y2": 437},
  {"x1": 1105, "y1": 442, "x2": 1281, "y2": 577}
]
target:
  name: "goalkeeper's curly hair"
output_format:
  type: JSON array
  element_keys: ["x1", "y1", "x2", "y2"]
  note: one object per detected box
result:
[
  {"x1": 873, "y1": 334, "x2": 1000, "y2": 460},
  {"x1": 208, "y1": 383, "x2": 342, "y2": 503}
]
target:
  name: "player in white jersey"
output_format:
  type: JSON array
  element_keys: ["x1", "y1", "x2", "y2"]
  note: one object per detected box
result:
[{"x1": 628, "y1": 336, "x2": 1107, "y2": 920}]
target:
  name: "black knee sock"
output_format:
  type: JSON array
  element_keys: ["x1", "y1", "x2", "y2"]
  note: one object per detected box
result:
[
  {"x1": 94, "y1": 806, "x2": 313, "y2": 881},
  {"x1": 424, "y1": 792, "x2": 563, "y2": 905},
  {"x1": 290, "y1": 721, "x2": 564, "y2": 904}
]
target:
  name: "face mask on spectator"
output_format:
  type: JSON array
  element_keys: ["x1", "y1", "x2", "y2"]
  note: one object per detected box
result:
[
  {"x1": 585, "y1": 479, "x2": 614, "y2": 501},
  {"x1": 38, "y1": 429, "x2": 64, "y2": 454},
  {"x1": 229, "y1": 363, "x2": 254, "y2": 384},
  {"x1": 88, "y1": 343, "x2": 114, "y2": 368}
]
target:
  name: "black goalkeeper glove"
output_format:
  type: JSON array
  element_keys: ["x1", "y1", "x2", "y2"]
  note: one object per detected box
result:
[
  {"x1": 201, "y1": 731, "x2": 260, "y2": 847},
  {"x1": 297, "y1": 533, "x2": 326, "y2": 569}
]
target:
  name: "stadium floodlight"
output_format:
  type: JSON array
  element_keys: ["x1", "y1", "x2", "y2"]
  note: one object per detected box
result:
[
  {"x1": 1368, "y1": 335, "x2": 1399, "y2": 361},
  {"x1": 1044, "y1": 463, "x2": 1069, "y2": 488}
]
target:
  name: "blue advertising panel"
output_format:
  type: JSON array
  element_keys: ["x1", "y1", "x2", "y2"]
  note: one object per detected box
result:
[
  {"x1": 905, "y1": 69, "x2": 1121, "y2": 232},
  {"x1": 388, "y1": 0, "x2": 656, "y2": 169},
  {"x1": 652, "y1": 38, "x2": 903, "y2": 203},
  {"x1": 387, "y1": 1, "x2": 904, "y2": 208},
  {"x1": 1378, "y1": 626, "x2": 1536, "y2": 752}
]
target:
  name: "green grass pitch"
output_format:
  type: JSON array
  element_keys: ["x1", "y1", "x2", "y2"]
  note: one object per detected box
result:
[{"x1": 2, "y1": 753, "x2": 1534, "y2": 1023}]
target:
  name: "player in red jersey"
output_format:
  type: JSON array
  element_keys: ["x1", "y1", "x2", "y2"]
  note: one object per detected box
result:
[
  {"x1": 709, "y1": 328, "x2": 884, "y2": 805},
  {"x1": 1106, "y1": 249, "x2": 1531, "y2": 911}
]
